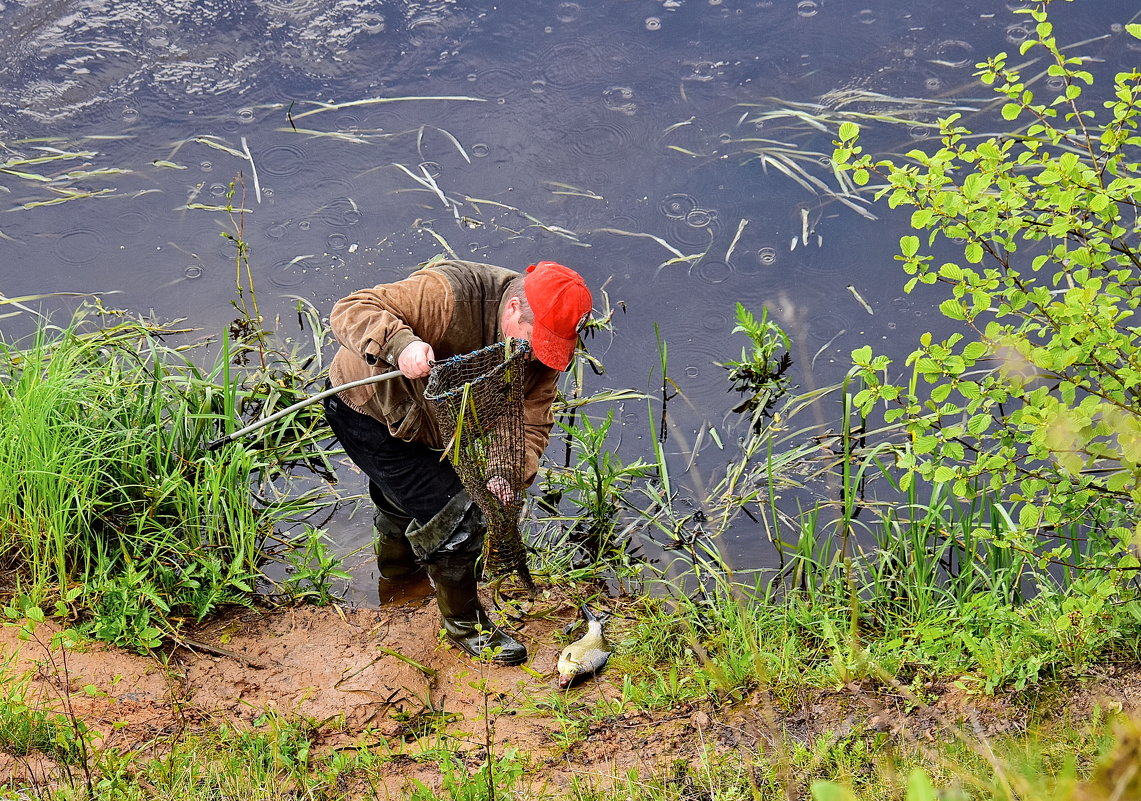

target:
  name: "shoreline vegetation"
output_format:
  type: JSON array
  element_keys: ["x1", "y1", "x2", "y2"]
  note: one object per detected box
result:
[{"x1": 4, "y1": 4, "x2": 1141, "y2": 798}]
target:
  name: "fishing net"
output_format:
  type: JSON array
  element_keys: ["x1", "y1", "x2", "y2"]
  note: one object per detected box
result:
[{"x1": 424, "y1": 340, "x2": 535, "y2": 594}]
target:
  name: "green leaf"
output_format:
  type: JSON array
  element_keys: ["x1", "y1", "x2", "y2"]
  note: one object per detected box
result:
[
  {"x1": 1127, "y1": 23, "x2": 1141, "y2": 40},
  {"x1": 939, "y1": 262, "x2": 963, "y2": 280},
  {"x1": 905, "y1": 770, "x2": 939, "y2": 801},
  {"x1": 1106, "y1": 471, "x2": 1132, "y2": 493},
  {"x1": 934, "y1": 465, "x2": 957, "y2": 483},
  {"x1": 900, "y1": 235, "x2": 920, "y2": 257},
  {"x1": 968, "y1": 414, "x2": 991, "y2": 435},
  {"x1": 911, "y1": 208, "x2": 934, "y2": 228},
  {"x1": 1019, "y1": 504, "x2": 1040, "y2": 530},
  {"x1": 915, "y1": 435, "x2": 939, "y2": 455},
  {"x1": 963, "y1": 173, "x2": 988, "y2": 198},
  {"x1": 963, "y1": 341, "x2": 989, "y2": 361},
  {"x1": 939, "y1": 298, "x2": 965, "y2": 320},
  {"x1": 965, "y1": 242, "x2": 984, "y2": 263},
  {"x1": 1001, "y1": 103, "x2": 1022, "y2": 120},
  {"x1": 838, "y1": 121, "x2": 859, "y2": 141}
]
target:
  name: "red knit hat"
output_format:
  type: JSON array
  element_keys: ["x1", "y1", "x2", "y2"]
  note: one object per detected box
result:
[{"x1": 523, "y1": 261, "x2": 593, "y2": 370}]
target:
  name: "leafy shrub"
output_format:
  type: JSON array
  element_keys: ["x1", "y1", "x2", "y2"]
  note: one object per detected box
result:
[{"x1": 833, "y1": 6, "x2": 1141, "y2": 580}]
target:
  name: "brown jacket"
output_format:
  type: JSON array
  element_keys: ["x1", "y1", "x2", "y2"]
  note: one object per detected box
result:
[{"x1": 328, "y1": 259, "x2": 559, "y2": 484}]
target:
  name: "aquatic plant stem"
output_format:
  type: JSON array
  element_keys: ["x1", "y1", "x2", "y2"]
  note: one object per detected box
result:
[{"x1": 206, "y1": 369, "x2": 402, "y2": 450}]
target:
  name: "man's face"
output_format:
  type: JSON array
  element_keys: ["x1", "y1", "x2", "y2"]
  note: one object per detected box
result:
[{"x1": 501, "y1": 297, "x2": 533, "y2": 342}]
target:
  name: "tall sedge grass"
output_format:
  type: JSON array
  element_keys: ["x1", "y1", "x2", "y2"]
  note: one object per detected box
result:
[
  {"x1": 538, "y1": 353, "x2": 1141, "y2": 700},
  {"x1": 0, "y1": 307, "x2": 337, "y2": 650}
]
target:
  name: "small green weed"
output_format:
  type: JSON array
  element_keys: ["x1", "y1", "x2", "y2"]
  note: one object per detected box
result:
[
  {"x1": 719, "y1": 302, "x2": 793, "y2": 431},
  {"x1": 538, "y1": 409, "x2": 653, "y2": 570},
  {"x1": 0, "y1": 656, "x2": 88, "y2": 763},
  {"x1": 407, "y1": 746, "x2": 528, "y2": 801},
  {"x1": 280, "y1": 525, "x2": 350, "y2": 606}
]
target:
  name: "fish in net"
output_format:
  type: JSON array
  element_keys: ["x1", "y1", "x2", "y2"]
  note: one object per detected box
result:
[{"x1": 424, "y1": 340, "x2": 535, "y2": 595}]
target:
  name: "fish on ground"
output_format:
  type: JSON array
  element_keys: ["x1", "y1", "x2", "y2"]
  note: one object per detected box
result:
[{"x1": 557, "y1": 605, "x2": 612, "y2": 688}]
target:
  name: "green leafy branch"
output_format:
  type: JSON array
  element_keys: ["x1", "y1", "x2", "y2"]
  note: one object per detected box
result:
[{"x1": 832, "y1": 1, "x2": 1141, "y2": 570}]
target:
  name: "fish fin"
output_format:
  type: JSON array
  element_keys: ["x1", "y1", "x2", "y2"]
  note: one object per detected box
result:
[
  {"x1": 581, "y1": 604, "x2": 613, "y2": 625},
  {"x1": 561, "y1": 619, "x2": 581, "y2": 636}
]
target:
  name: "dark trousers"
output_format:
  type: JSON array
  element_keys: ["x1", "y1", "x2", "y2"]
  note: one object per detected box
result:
[{"x1": 322, "y1": 391, "x2": 464, "y2": 525}]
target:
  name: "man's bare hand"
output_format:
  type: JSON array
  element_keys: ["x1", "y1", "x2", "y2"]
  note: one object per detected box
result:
[
  {"x1": 397, "y1": 341, "x2": 434, "y2": 379},
  {"x1": 487, "y1": 475, "x2": 514, "y2": 505}
]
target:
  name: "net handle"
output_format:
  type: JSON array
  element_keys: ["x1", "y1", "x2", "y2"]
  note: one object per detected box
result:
[{"x1": 205, "y1": 369, "x2": 403, "y2": 450}]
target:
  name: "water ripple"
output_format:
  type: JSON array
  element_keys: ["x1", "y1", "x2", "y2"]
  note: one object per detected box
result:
[
  {"x1": 659, "y1": 193, "x2": 698, "y2": 220},
  {"x1": 1005, "y1": 23, "x2": 1031, "y2": 44},
  {"x1": 113, "y1": 210, "x2": 150, "y2": 236},
  {"x1": 312, "y1": 177, "x2": 356, "y2": 198},
  {"x1": 692, "y1": 259, "x2": 733, "y2": 285},
  {"x1": 537, "y1": 39, "x2": 639, "y2": 93},
  {"x1": 804, "y1": 310, "x2": 852, "y2": 343},
  {"x1": 319, "y1": 197, "x2": 363, "y2": 227},
  {"x1": 53, "y1": 227, "x2": 105, "y2": 266},
  {"x1": 0, "y1": 0, "x2": 470, "y2": 124},
  {"x1": 408, "y1": 15, "x2": 451, "y2": 49},
  {"x1": 666, "y1": 218, "x2": 717, "y2": 249},
  {"x1": 468, "y1": 66, "x2": 526, "y2": 101},
  {"x1": 258, "y1": 143, "x2": 308, "y2": 177},
  {"x1": 602, "y1": 86, "x2": 637, "y2": 115},
  {"x1": 563, "y1": 121, "x2": 635, "y2": 162},
  {"x1": 269, "y1": 255, "x2": 318, "y2": 288},
  {"x1": 685, "y1": 208, "x2": 717, "y2": 229},
  {"x1": 556, "y1": 3, "x2": 583, "y2": 24},
  {"x1": 797, "y1": 1, "x2": 819, "y2": 18},
  {"x1": 931, "y1": 39, "x2": 973, "y2": 68},
  {"x1": 701, "y1": 309, "x2": 731, "y2": 334}
]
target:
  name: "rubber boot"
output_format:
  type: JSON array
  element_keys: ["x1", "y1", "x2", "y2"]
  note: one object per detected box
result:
[
  {"x1": 374, "y1": 508, "x2": 419, "y2": 579},
  {"x1": 426, "y1": 548, "x2": 528, "y2": 665},
  {"x1": 407, "y1": 493, "x2": 527, "y2": 665},
  {"x1": 371, "y1": 486, "x2": 419, "y2": 580}
]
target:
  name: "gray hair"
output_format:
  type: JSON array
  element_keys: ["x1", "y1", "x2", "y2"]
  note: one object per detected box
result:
[{"x1": 505, "y1": 275, "x2": 533, "y2": 323}]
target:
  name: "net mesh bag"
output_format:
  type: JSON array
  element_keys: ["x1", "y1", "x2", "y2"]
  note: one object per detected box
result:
[{"x1": 424, "y1": 340, "x2": 535, "y2": 593}]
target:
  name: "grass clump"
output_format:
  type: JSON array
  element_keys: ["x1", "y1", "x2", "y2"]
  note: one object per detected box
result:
[{"x1": 0, "y1": 305, "x2": 337, "y2": 651}]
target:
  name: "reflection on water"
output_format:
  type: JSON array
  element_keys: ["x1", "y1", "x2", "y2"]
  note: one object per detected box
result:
[{"x1": 0, "y1": 0, "x2": 1136, "y2": 603}]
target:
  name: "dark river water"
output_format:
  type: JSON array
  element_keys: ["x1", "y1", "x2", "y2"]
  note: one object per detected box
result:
[{"x1": 1, "y1": 0, "x2": 1138, "y2": 603}]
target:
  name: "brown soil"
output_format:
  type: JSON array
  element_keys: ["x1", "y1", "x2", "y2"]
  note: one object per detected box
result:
[{"x1": 2, "y1": 583, "x2": 1140, "y2": 798}]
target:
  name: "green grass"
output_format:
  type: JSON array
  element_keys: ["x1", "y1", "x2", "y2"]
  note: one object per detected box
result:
[
  {"x1": 0, "y1": 304, "x2": 340, "y2": 651},
  {"x1": 0, "y1": 693, "x2": 1125, "y2": 800},
  {"x1": 1, "y1": 296, "x2": 1138, "y2": 799}
]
